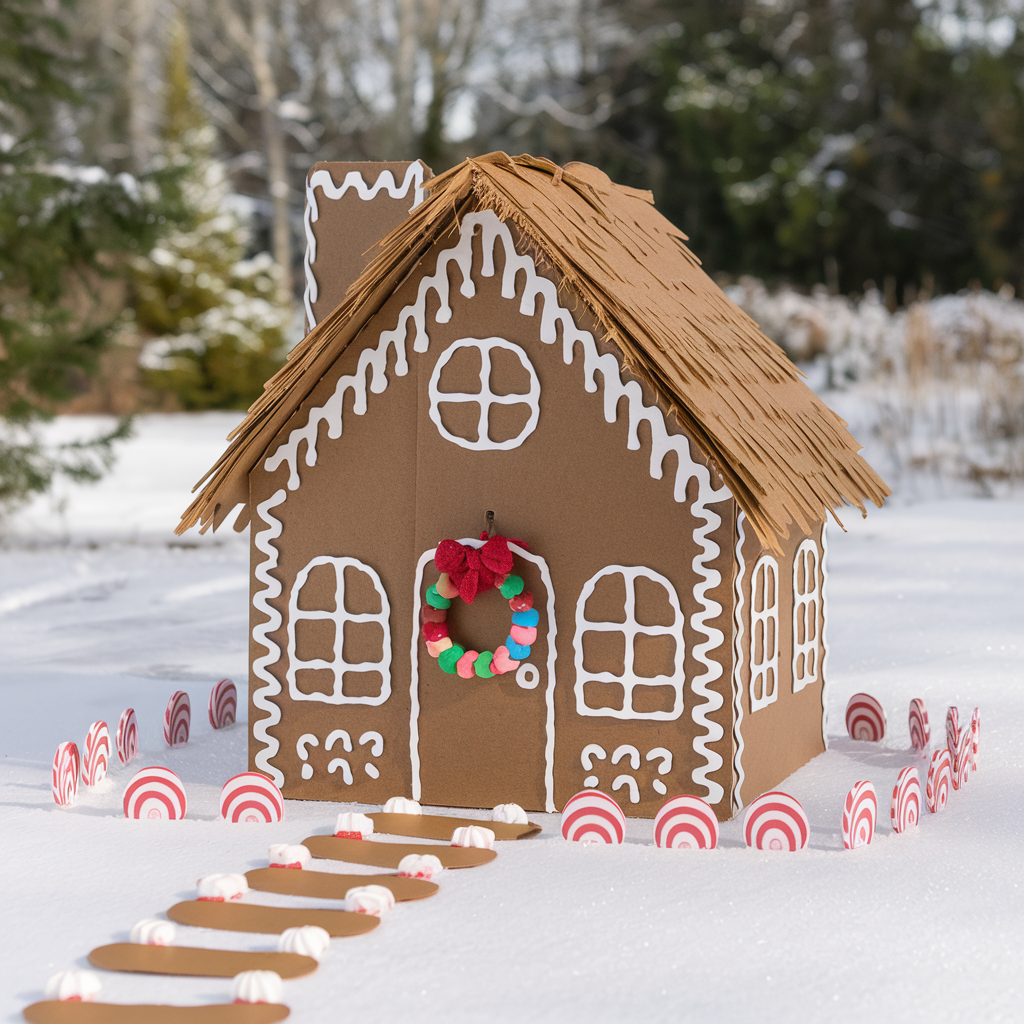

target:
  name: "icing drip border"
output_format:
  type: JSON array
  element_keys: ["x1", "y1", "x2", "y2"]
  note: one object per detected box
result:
[
  {"x1": 731, "y1": 511, "x2": 747, "y2": 814},
  {"x1": 303, "y1": 163, "x2": 426, "y2": 331},
  {"x1": 251, "y1": 489, "x2": 287, "y2": 787},
  {"x1": 267, "y1": 209, "x2": 731, "y2": 805},
  {"x1": 820, "y1": 521, "x2": 830, "y2": 750}
]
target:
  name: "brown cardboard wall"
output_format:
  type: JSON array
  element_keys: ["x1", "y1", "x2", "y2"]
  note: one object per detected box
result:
[
  {"x1": 249, "y1": 214, "x2": 738, "y2": 818},
  {"x1": 733, "y1": 516, "x2": 826, "y2": 808}
]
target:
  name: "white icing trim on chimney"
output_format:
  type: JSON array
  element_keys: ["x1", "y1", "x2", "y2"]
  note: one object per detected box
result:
[{"x1": 303, "y1": 163, "x2": 427, "y2": 331}]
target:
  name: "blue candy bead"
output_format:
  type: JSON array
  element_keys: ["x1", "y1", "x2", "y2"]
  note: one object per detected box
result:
[
  {"x1": 506, "y1": 636, "x2": 531, "y2": 660},
  {"x1": 511, "y1": 608, "x2": 539, "y2": 628}
]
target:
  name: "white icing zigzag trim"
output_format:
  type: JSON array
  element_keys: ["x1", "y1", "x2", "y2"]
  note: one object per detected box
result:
[
  {"x1": 252, "y1": 489, "x2": 288, "y2": 787},
  {"x1": 269, "y1": 209, "x2": 731, "y2": 804},
  {"x1": 731, "y1": 511, "x2": 747, "y2": 815},
  {"x1": 303, "y1": 163, "x2": 426, "y2": 330},
  {"x1": 409, "y1": 539, "x2": 558, "y2": 813},
  {"x1": 820, "y1": 521, "x2": 830, "y2": 750}
]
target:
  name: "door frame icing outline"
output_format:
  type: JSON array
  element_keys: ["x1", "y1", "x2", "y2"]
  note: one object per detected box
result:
[{"x1": 409, "y1": 538, "x2": 558, "y2": 812}]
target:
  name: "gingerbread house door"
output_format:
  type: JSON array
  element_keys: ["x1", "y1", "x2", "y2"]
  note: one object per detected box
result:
[{"x1": 410, "y1": 539, "x2": 556, "y2": 813}]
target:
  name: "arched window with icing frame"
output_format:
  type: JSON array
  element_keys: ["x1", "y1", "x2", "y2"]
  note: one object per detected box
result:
[
  {"x1": 792, "y1": 538, "x2": 821, "y2": 692},
  {"x1": 749, "y1": 555, "x2": 779, "y2": 712}
]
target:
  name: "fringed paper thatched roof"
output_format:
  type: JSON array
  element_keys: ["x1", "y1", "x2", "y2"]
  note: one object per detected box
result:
[{"x1": 177, "y1": 152, "x2": 888, "y2": 549}]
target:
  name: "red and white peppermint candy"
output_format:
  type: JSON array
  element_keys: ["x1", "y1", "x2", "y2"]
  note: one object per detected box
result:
[
  {"x1": 926, "y1": 748, "x2": 951, "y2": 813},
  {"x1": 123, "y1": 766, "x2": 187, "y2": 820},
  {"x1": 908, "y1": 698, "x2": 930, "y2": 753},
  {"x1": 208, "y1": 678, "x2": 237, "y2": 730},
  {"x1": 845, "y1": 693, "x2": 886, "y2": 742},
  {"x1": 116, "y1": 708, "x2": 138, "y2": 765},
  {"x1": 743, "y1": 791, "x2": 809, "y2": 851},
  {"x1": 560, "y1": 790, "x2": 626, "y2": 844},
  {"x1": 841, "y1": 780, "x2": 877, "y2": 849},
  {"x1": 220, "y1": 771, "x2": 284, "y2": 823},
  {"x1": 82, "y1": 721, "x2": 110, "y2": 787},
  {"x1": 653, "y1": 795, "x2": 719, "y2": 850},
  {"x1": 890, "y1": 767, "x2": 921, "y2": 833},
  {"x1": 163, "y1": 691, "x2": 191, "y2": 749},
  {"x1": 952, "y1": 728, "x2": 972, "y2": 791},
  {"x1": 970, "y1": 707, "x2": 980, "y2": 771},
  {"x1": 945, "y1": 707, "x2": 960, "y2": 756},
  {"x1": 52, "y1": 741, "x2": 80, "y2": 807}
]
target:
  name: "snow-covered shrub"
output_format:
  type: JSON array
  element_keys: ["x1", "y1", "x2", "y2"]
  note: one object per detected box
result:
[{"x1": 726, "y1": 280, "x2": 1024, "y2": 493}]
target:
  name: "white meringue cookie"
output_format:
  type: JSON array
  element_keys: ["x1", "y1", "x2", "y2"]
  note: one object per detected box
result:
[
  {"x1": 491, "y1": 802, "x2": 528, "y2": 824},
  {"x1": 196, "y1": 872, "x2": 248, "y2": 901},
  {"x1": 451, "y1": 824, "x2": 495, "y2": 849},
  {"x1": 268, "y1": 843, "x2": 311, "y2": 869},
  {"x1": 396, "y1": 853, "x2": 444, "y2": 880},
  {"x1": 232, "y1": 969, "x2": 283, "y2": 1004},
  {"x1": 345, "y1": 884, "x2": 396, "y2": 915},
  {"x1": 45, "y1": 969, "x2": 102, "y2": 1002},
  {"x1": 334, "y1": 811, "x2": 374, "y2": 837},
  {"x1": 383, "y1": 796, "x2": 422, "y2": 814},
  {"x1": 130, "y1": 918, "x2": 176, "y2": 945},
  {"x1": 278, "y1": 925, "x2": 331, "y2": 959}
]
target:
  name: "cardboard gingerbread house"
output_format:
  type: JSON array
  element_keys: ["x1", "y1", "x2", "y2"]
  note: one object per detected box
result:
[{"x1": 178, "y1": 152, "x2": 889, "y2": 820}]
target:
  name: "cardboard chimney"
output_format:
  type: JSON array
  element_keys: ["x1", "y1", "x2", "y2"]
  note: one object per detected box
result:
[{"x1": 181, "y1": 154, "x2": 888, "y2": 820}]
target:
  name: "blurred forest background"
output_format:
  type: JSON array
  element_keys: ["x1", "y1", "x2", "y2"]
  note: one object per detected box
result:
[{"x1": 2, "y1": 0, "x2": 1024, "y2": 510}]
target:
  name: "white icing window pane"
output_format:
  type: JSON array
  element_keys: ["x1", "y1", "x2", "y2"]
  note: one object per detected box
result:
[
  {"x1": 574, "y1": 567, "x2": 686, "y2": 721},
  {"x1": 428, "y1": 337, "x2": 540, "y2": 450},
  {"x1": 287, "y1": 556, "x2": 392, "y2": 705},
  {"x1": 749, "y1": 555, "x2": 779, "y2": 712},
  {"x1": 792, "y1": 539, "x2": 820, "y2": 693}
]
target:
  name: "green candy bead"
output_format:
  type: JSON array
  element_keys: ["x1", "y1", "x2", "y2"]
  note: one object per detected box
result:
[
  {"x1": 438, "y1": 645, "x2": 464, "y2": 673},
  {"x1": 498, "y1": 574, "x2": 524, "y2": 599},
  {"x1": 426, "y1": 585, "x2": 451, "y2": 609},
  {"x1": 475, "y1": 652, "x2": 495, "y2": 678}
]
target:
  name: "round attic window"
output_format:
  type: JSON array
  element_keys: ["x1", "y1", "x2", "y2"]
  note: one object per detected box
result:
[{"x1": 428, "y1": 337, "x2": 540, "y2": 451}]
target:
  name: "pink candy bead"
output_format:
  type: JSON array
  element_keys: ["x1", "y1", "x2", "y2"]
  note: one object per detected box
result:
[
  {"x1": 509, "y1": 624, "x2": 537, "y2": 646},
  {"x1": 456, "y1": 651, "x2": 479, "y2": 679},
  {"x1": 426, "y1": 637, "x2": 453, "y2": 658}
]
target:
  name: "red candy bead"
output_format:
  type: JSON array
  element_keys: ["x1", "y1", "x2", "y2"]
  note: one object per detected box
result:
[
  {"x1": 509, "y1": 591, "x2": 534, "y2": 612},
  {"x1": 422, "y1": 622, "x2": 449, "y2": 643},
  {"x1": 421, "y1": 605, "x2": 447, "y2": 623}
]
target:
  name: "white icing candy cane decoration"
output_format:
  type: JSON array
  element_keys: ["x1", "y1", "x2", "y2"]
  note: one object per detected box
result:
[
  {"x1": 326, "y1": 729, "x2": 352, "y2": 752},
  {"x1": 611, "y1": 775, "x2": 640, "y2": 804},
  {"x1": 647, "y1": 747, "x2": 673, "y2": 797},
  {"x1": 296, "y1": 733, "x2": 319, "y2": 780},
  {"x1": 359, "y1": 731, "x2": 384, "y2": 779},
  {"x1": 611, "y1": 745, "x2": 641, "y2": 770},
  {"x1": 328, "y1": 758, "x2": 353, "y2": 785}
]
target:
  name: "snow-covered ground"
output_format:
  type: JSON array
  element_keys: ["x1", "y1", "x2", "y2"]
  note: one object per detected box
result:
[{"x1": 1, "y1": 414, "x2": 1021, "y2": 1022}]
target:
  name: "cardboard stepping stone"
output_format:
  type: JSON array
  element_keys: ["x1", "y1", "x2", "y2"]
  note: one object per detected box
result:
[
  {"x1": 245, "y1": 868, "x2": 437, "y2": 901},
  {"x1": 367, "y1": 811, "x2": 540, "y2": 841},
  {"x1": 302, "y1": 835, "x2": 495, "y2": 869},
  {"x1": 23, "y1": 1003, "x2": 289, "y2": 1023},
  {"x1": 88, "y1": 943, "x2": 316, "y2": 979},
  {"x1": 166, "y1": 901, "x2": 378, "y2": 937}
]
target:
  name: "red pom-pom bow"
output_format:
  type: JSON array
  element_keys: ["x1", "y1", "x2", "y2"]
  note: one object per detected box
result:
[{"x1": 433, "y1": 534, "x2": 519, "y2": 603}]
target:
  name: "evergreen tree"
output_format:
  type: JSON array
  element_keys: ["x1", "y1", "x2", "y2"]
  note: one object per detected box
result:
[
  {"x1": 0, "y1": 0, "x2": 175, "y2": 515},
  {"x1": 130, "y1": 18, "x2": 291, "y2": 411}
]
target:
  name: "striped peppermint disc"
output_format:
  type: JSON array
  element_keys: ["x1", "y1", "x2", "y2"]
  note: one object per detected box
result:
[
  {"x1": 845, "y1": 693, "x2": 886, "y2": 742},
  {"x1": 82, "y1": 721, "x2": 110, "y2": 787},
  {"x1": 945, "y1": 707, "x2": 960, "y2": 756},
  {"x1": 560, "y1": 790, "x2": 625, "y2": 844},
  {"x1": 208, "y1": 679, "x2": 237, "y2": 730},
  {"x1": 841, "y1": 780, "x2": 877, "y2": 849},
  {"x1": 220, "y1": 772, "x2": 284, "y2": 823},
  {"x1": 926, "y1": 748, "x2": 951, "y2": 813},
  {"x1": 952, "y1": 728, "x2": 972, "y2": 791},
  {"x1": 908, "y1": 698, "x2": 930, "y2": 753},
  {"x1": 890, "y1": 767, "x2": 921, "y2": 833},
  {"x1": 52, "y1": 742, "x2": 80, "y2": 807},
  {"x1": 653, "y1": 795, "x2": 719, "y2": 849},
  {"x1": 743, "y1": 791, "x2": 809, "y2": 851},
  {"x1": 116, "y1": 708, "x2": 138, "y2": 765},
  {"x1": 123, "y1": 767, "x2": 187, "y2": 820},
  {"x1": 163, "y1": 691, "x2": 191, "y2": 749},
  {"x1": 970, "y1": 707, "x2": 980, "y2": 771}
]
